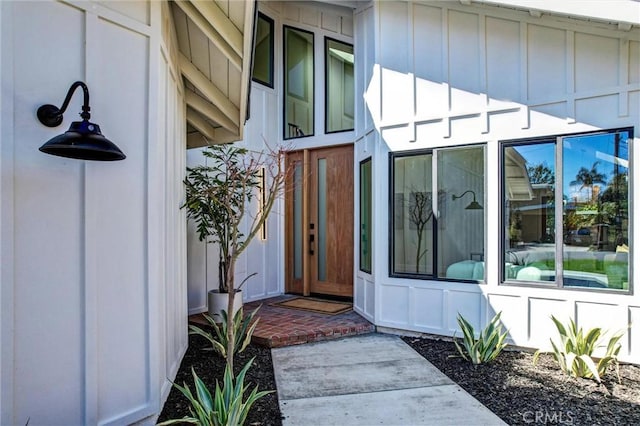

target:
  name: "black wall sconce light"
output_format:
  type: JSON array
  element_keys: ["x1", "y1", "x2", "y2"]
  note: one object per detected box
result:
[
  {"x1": 37, "y1": 81, "x2": 126, "y2": 161},
  {"x1": 452, "y1": 190, "x2": 483, "y2": 210}
]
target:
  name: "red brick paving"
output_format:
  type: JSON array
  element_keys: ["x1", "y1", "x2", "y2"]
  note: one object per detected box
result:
[{"x1": 188, "y1": 295, "x2": 375, "y2": 348}]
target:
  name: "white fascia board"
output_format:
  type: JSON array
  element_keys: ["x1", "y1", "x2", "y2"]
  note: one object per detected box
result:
[
  {"x1": 477, "y1": 0, "x2": 640, "y2": 26},
  {"x1": 319, "y1": 0, "x2": 360, "y2": 9}
]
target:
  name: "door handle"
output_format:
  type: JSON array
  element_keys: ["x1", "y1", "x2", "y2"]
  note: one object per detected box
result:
[{"x1": 309, "y1": 234, "x2": 315, "y2": 255}]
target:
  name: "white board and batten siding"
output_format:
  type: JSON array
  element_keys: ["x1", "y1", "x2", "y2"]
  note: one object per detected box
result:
[
  {"x1": 1, "y1": 1, "x2": 187, "y2": 424},
  {"x1": 354, "y1": 2, "x2": 377, "y2": 323},
  {"x1": 353, "y1": 1, "x2": 640, "y2": 363}
]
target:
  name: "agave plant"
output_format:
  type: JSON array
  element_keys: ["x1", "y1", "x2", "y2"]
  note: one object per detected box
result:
[
  {"x1": 533, "y1": 316, "x2": 624, "y2": 383},
  {"x1": 158, "y1": 358, "x2": 273, "y2": 426},
  {"x1": 453, "y1": 312, "x2": 508, "y2": 364},
  {"x1": 189, "y1": 306, "x2": 261, "y2": 360}
]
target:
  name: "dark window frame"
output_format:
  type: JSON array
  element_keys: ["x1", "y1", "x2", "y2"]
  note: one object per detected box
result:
[
  {"x1": 283, "y1": 25, "x2": 315, "y2": 140},
  {"x1": 388, "y1": 144, "x2": 486, "y2": 282},
  {"x1": 389, "y1": 149, "x2": 437, "y2": 280},
  {"x1": 324, "y1": 36, "x2": 354, "y2": 135},
  {"x1": 251, "y1": 12, "x2": 275, "y2": 88},
  {"x1": 360, "y1": 157, "x2": 372, "y2": 273},
  {"x1": 499, "y1": 127, "x2": 634, "y2": 294}
]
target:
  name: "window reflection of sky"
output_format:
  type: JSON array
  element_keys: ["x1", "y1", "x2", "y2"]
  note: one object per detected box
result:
[
  {"x1": 510, "y1": 131, "x2": 629, "y2": 200},
  {"x1": 563, "y1": 131, "x2": 629, "y2": 200}
]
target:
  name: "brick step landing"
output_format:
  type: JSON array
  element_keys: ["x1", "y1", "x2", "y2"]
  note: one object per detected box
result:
[{"x1": 188, "y1": 295, "x2": 375, "y2": 348}]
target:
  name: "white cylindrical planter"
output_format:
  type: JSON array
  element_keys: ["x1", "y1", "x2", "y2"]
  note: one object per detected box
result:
[{"x1": 207, "y1": 290, "x2": 243, "y2": 321}]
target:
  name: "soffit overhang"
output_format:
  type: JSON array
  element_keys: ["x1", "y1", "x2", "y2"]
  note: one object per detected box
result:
[
  {"x1": 171, "y1": 0, "x2": 256, "y2": 148},
  {"x1": 504, "y1": 147, "x2": 535, "y2": 202}
]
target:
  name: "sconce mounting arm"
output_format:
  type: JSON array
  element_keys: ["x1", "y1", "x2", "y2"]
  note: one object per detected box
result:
[
  {"x1": 37, "y1": 81, "x2": 91, "y2": 127},
  {"x1": 452, "y1": 189, "x2": 483, "y2": 210},
  {"x1": 452, "y1": 190, "x2": 475, "y2": 201}
]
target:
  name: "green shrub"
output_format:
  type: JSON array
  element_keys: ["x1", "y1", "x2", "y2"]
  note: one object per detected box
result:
[
  {"x1": 158, "y1": 358, "x2": 273, "y2": 426},
  {"x1": 533, "y1": 316, "x2": 624, "y2": 383},
  {"x1": 189, "y1": 306, "x2": 260, "y2": 360},
  {"x1": 453, "y1": 312, "x2": 508, "y2": 364}
]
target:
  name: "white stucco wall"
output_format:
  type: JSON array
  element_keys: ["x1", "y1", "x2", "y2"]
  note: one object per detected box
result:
[
  {"x1": 354, "y1": 0, "x2": 640, "y2": 363},
  {"x1": 0, "y1": 1, "x2": 187, "y2": 424}
]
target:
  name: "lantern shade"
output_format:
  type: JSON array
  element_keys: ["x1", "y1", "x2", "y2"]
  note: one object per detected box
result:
[
  {"x1": 465, "y1": 199, "x2": 483, "y2": 210},
  {"x1": 39, "y1": 120, "x2": 126, "y2": 161},
  {"x1": 37, "y1": 81, "x2": 126, "y2": 161}
]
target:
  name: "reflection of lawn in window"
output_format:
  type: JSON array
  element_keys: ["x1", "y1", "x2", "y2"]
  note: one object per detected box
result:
[
  {"x1": 564, "y1": 258, "x2": 601, "y2": 273},
  {"x1": 563, "y1": 258, "x2": 625, "y2": 274},
  {"x1": 512, "y1": 258, "x2": 628, "y2": 289},
  {"x1": 525, "y1": 258, "x2": 628, "y2": 275},
  {"x1": 563, "y1": 259, "x2": 628, "y2": 290}
]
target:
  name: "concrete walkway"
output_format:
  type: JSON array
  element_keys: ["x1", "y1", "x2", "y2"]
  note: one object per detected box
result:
[{"x1": 271, "y1": 333, "x2": 506, "y2": 425}]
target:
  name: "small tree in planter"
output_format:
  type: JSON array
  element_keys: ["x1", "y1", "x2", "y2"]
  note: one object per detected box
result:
[{"x1": 184, "y1": 142, "x2": 288, "y2": 370}]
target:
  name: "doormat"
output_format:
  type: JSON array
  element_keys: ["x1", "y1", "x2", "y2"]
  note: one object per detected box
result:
[{"x1": 272, "y1": 297, "x2": 352, "y2": 315}]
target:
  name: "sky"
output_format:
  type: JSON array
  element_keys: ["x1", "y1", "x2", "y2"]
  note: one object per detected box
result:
[{"x1": 513, "y1": 130, "x2": 630, "y2": 201}]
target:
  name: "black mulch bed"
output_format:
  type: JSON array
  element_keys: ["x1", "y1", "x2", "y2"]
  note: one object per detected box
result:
[
  {"x1": 157, "y1": 333, "x2": 283, "y2": 425},
  {"x1": 159, "y1": 332, "x2": 640, "y2": 425},
  {"x1": 403, "y1": 335, "x2": 640, "y2": 425}
]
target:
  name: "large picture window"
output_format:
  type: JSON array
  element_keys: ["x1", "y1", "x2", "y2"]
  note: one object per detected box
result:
[
  {"x1": 502, "y1": 128, "x2": 632, "y2": 291},
  {"x1": 284, "y1": 26, "x2": 314, "y2": 139},
  {"x1": 391, "y1": 145, "x2": 485, "y2": 280}
]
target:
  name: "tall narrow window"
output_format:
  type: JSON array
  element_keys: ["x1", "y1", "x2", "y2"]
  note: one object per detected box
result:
[
  {"x1": 325, "y1": 38, "x2": 354, "y2": 133},
  {"x1": 502, "y1": 128, "x2": 631, "y2": 291},
  {"x1": 284, "y1": 26, "x2": 314, "y2": 139},
  {"x1": 392, "y1": 153, "x2": 434, "y2": 276},
  {"x1": 317, "y1": 158, "x2": 327, "y2": 281},
  {"x1": 562, "y1": 131, "x2": 630, "y2": 290},
  {"x1": 503, "y1": 141, "x2": 556, "y2": 284},
  {"x1": 437, "y1": 146, "x2": 485, "y2": 280},
  {"x1": 252, "y1": 13, "x2": 274, "y2": 87},
  {"x1": 360, "y1": 158, "x2": 372, "y2": 273},
  {"x1": 293, "y1": 162, "x2": 303, "y2": 280},
  {"x1": 391, "y1": 146, "x2": 486, "y2": 280}
]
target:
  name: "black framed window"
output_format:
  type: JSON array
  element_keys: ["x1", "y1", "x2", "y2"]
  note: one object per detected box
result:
[
  {"x1": 325, "y1": 37, "x2": 354, "y2": 133},
  {"x1": 390, "y1": 145, "x2": 486, "y2": 280},
  {"x1": 360, "y1": 158, "x2": 372, "y2": 273},
  {"x1": 502, "y1": 128, "x2": 632, "y2": 292},
  {"x1": 252, "y1": 12, "x2": 274, "y2": 87},
  {"x1": 284, "y1": 26, "x2": 314, "y2": 139}
]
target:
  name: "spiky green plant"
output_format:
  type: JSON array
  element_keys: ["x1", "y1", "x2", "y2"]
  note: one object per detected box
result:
[
  {"x1": 189, "y1": 306, "x2": 260, "y2": 360},
  {"x1": 533, "y1": 316, "x2": 624, "y2": 383},
  {"x1": 158, "y1": 358, "x2": 273, "y2": 426},
  {"x1": 453, "y1": 312, "x2": 508, "y2": 364}
]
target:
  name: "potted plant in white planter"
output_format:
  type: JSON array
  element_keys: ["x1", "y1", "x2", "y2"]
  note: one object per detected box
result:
[{"x1": 183, "y1": 142, "x2": 287, "y2": 368}]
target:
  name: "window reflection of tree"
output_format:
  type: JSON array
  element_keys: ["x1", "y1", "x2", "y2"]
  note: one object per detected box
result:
[{"x1": 408, "y1": 191, "x2": 432, "y2": 274}]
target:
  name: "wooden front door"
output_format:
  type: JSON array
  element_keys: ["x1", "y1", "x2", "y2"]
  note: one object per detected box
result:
[{"x1": 285, "y1": 145, "x2": 354, "y2": 297}]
